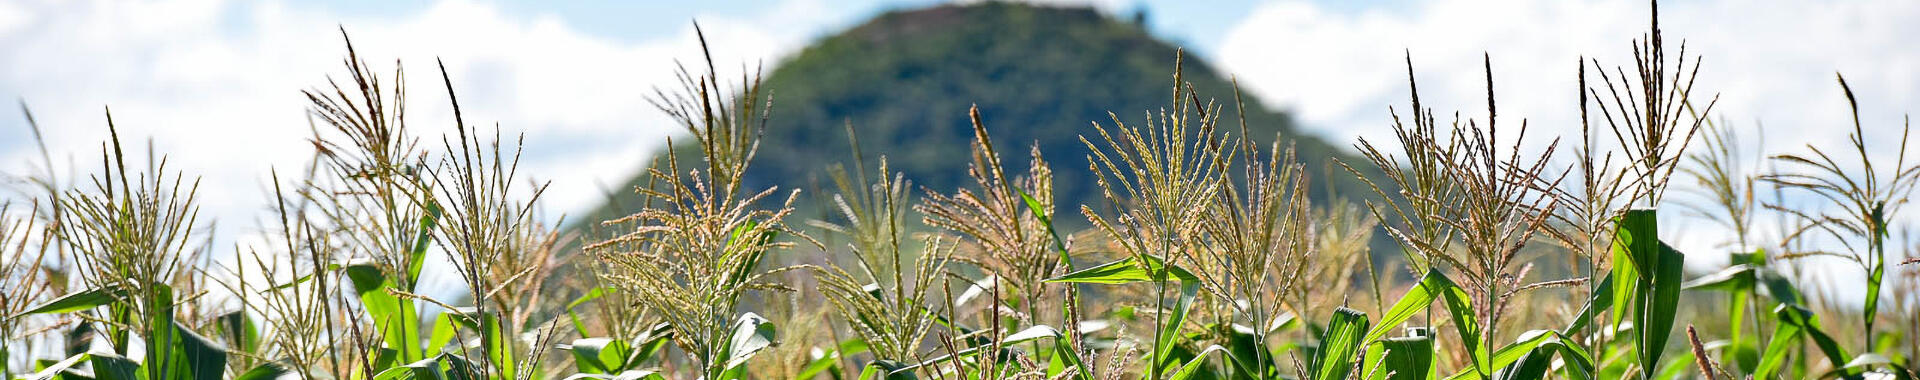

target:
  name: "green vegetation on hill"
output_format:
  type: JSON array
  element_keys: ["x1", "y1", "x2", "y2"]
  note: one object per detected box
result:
[{"x1": 580, "y1": 2, "x2": 1382, "y2": 230}]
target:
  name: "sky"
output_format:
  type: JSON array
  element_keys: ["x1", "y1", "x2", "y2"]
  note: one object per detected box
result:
[{"x1": 2, "y1": 0, "x2": 1918, "y2": 301}]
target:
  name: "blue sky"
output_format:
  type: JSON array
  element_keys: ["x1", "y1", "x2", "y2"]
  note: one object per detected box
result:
[{"x1": 3, "y1": 0, "x2": 1920, "y2": 300}]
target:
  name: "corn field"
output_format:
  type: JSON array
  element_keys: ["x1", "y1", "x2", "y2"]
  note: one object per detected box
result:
[{"x1": 2, "y1": 1, "x2": 1917, "y2": 379}]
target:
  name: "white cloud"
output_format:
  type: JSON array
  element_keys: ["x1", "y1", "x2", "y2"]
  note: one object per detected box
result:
[
  {"x1": 1219, "y1": 0, "x2": 1920, "y2": 303},
  {"x1": 1223, "y1": 0, "x2": 1918, "y2": 151},
  {"x1": 0, "y1": 2, "x2": 30, "y2": 36},
  {"x1": 0, "y1": 0, "x2": 835, "y2": 250}
]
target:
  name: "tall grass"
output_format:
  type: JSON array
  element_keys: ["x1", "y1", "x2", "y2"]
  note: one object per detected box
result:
[
  {"x1": 4, "y1": 1, "x2": 1919, "y2": 379},
  {"x1": 1762, "y1": 74, "x2": 1920, "y2": 375},
  {"x1": 586, "y1": 27, "x2": 806, "y2": 380},
  {"x1": 810, "y1": 153, "x2": 953, "y2": 365}
]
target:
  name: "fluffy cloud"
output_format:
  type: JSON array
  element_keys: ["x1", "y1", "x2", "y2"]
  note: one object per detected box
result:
[
  {"x1": 1218, "y1": 0, "x2": 1920, "y2": 300},
  {"x1": 1223, "y1": 0, "x2": 1920, "y2": 153},
  {"x1": 0, "y1": 0, "x2": 865, "y2": 324},
  {"x1": 0, "y1": 0, "x2": 835, "y2": 244}
]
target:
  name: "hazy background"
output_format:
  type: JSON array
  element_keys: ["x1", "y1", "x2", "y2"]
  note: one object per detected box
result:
[{"x1": 2, "y1": 0, "x2": 1918, "y2": 294}]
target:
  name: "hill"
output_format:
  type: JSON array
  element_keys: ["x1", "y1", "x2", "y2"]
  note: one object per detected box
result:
[{"x1": 578, "y1": 2, "x2": 1384, "y2": 232}]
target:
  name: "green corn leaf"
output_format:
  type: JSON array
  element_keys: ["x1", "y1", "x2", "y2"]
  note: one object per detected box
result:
[
  {"x1": 566, "y1": 287, "x2": 613, "y2": 336},
  {"x1": 1169, "y1": 345, "x2": 1230, "y2": 380},
  {"x1": 266, "y1": 272, "x2": 314, "y2": 291},
  {"x1": 374, "y1": 353, "x2": 482, "y2": 380},
  {"x1": 567, "y1": 286, "x2": 611, "y2": 310},
  {"x1": 1158, "y1": 341, "x2": 1227, "y2": 380},
  {"x1": 1016, "y1": 190, "x2": 1061, "y2": 249},
  {"x1": 1756, "y1": 268, "x2": 1803, "y2": 306},
  {"x1": 21, "y1": 353, "x2": 89, "y2": 380},
  {"x1": 1610, "y1": 209, "x2": 1685, "y2": 379},
  {"x1": 565, "y1": 338, "x2": 634, "y2": 374},
  {"x1": 1608, "y1": 258, "x2": 1639, "y2": 335},
  {"x1": 1047, "y1": 334, "x2": 1073, "y2": 377},
  {"x1": 1681, "y1": 264, "x2": 1756, "y2": 291},
  {"x1": 1653, "y1": 353, "x2": 1694, "y2": 380},
  {"x1": 1365, "y1": 270, "x2": 1454, "y2": 344},
  {"x1": 1270, "y1": 312, "x2": 1300, "y2": 334},
  {"x1": 1363, "y1": 269, "x2": 1484, "y2": 376},
  {"x1": 1865, "y1": 257, "x2": 1884, "y2": 338},
  {"x1": 1043, "y1": 255, "x2": 1197, "y2": 284},
  {"x1": 1312, "y1": 307, "x2": 1370, "y2": 380},
  {"x1": 1874, "y1": 331, "x2": 1904, "y2": 354},
  {"x1": 1728, "y1": 340, "x2": 1761, "y2": 375},
  {"x1": 1151, "y1": 280, "x2": 1200, "y2": 375},
  {"x1": 1442, "y1": 281, "x2": 1485, "y2": 376},
  {"x1": 373, "y1": 356, "x2": 437, "y2": 380},
  {"x1": 234, "y1": 362, "x2": 293, "y2": 380},
  {"x1": 631, "y1": 322, "x2": 675, "y2": 364},
  {"x1": 723, "y1": 312, "x2": 777, "y2": 371},
  {"x1": 1363, "y1": 331, "x2": 1432, "y2": 380},
  {"x1": 446, "y1": 308, "x2": 513, "y2": 379},
  {"x1": 794, "y1": 338, "x2": 870, "y2": 380},
  {"x1": 1773, "y1": 304, "x2": 1851, "y2": 376},
  {"x1": 1727, "y1": 286, "x2": 1752, "y2": 354},
  {"x1": 1209, "y1": 323, "x2": 1277, "y2": 378},
  {"x1": 860, "y1": 360, "x2": 918, "y2": 380},
  {"x1": 1017, "y1": 189, "x2": 1075, "y2": 272},
  {"x1": 1489, "y1": 331, "x2": 1557, "y2": 370},
  {"x1": 10, "y1": 285, "x2": 125, "y2": 319},
  {"x1": 369, "y1": 347, "x2": 400, "y2": 373},
  {"x1": 147, "y1": 284, "x2": 187, "y2": 380},
  {"x1": 1834, "y1": 354, "x2": 1915, "y2": 380},
  {"x1": 1489, "y1": 332, "x2": 1594, "y2": 380},
  {"x1": 1613, "y1": 210, "x2": 1659, "y2": 275},
  {"x1": 427, "y1": 312, "x2": 458, "y2": 356},
  {"x1": 403, "y1": 355, "x2": 447, "y2": 378},
  {"x1": 1496, "y1": 342, "x2": 1559, "y2": 380},
  {"x1": 1753, "y1": 315, "x2": 1800, "y2": 380},
  {"x1": 1720, "y1": 249, "x2": 1771, "y2": 356},
  {"x1": 345, "y1": 262, "x2": 423, "y2": 363},
  {"x1": 1592, "y1": 344, "x2": 1634, "y2": 379},
  {"x1": 213, "y1": 310, "x2": 260, "y2": 355},
  {"x1": 480, "y1": 314, "x2": 513, "y2": 379},
  {"x1": 89, "y1": 353, "x2": 142, "y2": 380},
  {"x1": 408, "y1": 201, "x2": 441, "y2": 286},
  {"x1": 1555, "y1": 339, "x2": 1598, "y2": 380},
  {"x1": 1680, "y1": 259, "x2": 1801, "y2": 359},
  {"x1": 562, "y1": 370, "x2": 667, "y2": 380},
  {"x1": 1037, "y1": 252, "x2": 1193, "y2": 378},
  {"x1": 1610, "y1": 211, "x2": 1651, "y2": 330},
  {"x1": 1443, "y1": 330, "x2": 1556, "y2": 380},
  {"x1": 1867, "y1": 202, "x2": 1887, "y2": 340},
  {"x1": 374, "y1": 365, "x2": 418, "y2": 380},
  {"x1": 440, "y1": 353, "x2": 480, "y2": 380},
  {"x1": 173, "y1": 320, "x2": 228, "y2": 380},
  {"x1": 1055, "y1": 330, "x2": 1095, "y2": 380},
  {"x1": 1638, "y1": 242, "x2": 1686, "y2": 379}
]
